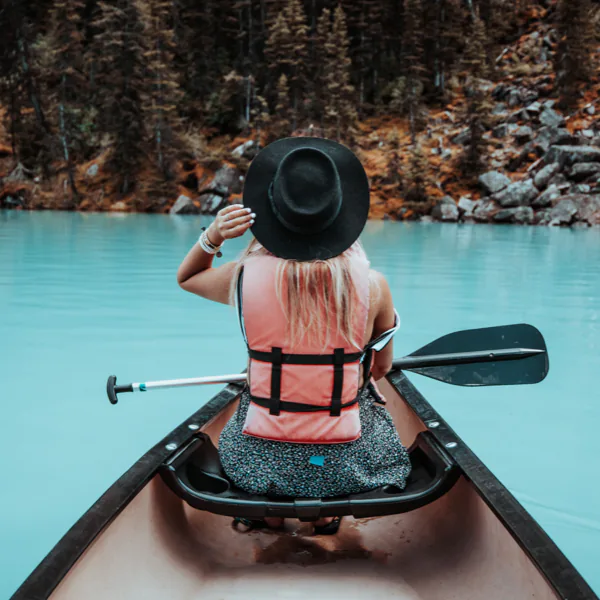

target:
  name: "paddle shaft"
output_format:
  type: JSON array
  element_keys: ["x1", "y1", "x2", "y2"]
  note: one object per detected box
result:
[
  {"x1": 393, "y1": 347, "x2": 544, "y2": 370},
  {"x1": 107, "y1": 346, "x2": 543, "y2": 404}
]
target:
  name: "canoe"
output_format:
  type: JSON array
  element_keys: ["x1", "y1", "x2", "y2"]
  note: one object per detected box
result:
[{"x1": 12, "y1": 370, "x2": 597, "y2": 600}]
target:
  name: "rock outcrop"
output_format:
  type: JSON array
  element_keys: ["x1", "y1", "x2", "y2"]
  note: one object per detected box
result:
[{"x1": 169, "y1": 195, "x2": 200, "y2": 215}]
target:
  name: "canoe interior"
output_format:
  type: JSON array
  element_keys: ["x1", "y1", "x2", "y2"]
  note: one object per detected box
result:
[{"x1": 49, "y1": 381, "x2": 560, "y2": 600}]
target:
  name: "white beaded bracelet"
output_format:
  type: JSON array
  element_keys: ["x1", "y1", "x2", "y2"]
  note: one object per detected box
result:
[{"x1": 198, "y1": 229, "x2": 223, "y2": 257}]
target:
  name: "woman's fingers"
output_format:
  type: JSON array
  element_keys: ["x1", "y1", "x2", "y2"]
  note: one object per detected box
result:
[
  {"x1": 222, "y1": 212, "x2": 254, "y2": 230},
  {"x1": 218, "y1": 203, "x2": 246, "y2": 217},
  {"x1": 214, "y1": 203, "x2": 255, "y2": 240},
  {"x1": 227, "y1": 221, "x2": 253, "y2": 237}
]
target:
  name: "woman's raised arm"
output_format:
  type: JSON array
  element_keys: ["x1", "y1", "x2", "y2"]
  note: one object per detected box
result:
[{"x1": 177, "y1": 204, "x2": 254, "y2": 305}]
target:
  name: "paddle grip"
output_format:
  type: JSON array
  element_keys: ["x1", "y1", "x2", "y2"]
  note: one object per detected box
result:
[{"x1": 107, "y1": 375, "x2": 133, "y2": 405}]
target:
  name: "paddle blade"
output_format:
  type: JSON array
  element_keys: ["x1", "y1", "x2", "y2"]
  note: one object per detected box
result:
[{"x1": 405, "y1": 324, "x2": 549, "y2": 387}]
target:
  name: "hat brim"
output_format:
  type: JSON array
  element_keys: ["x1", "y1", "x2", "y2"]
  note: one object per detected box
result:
[{"x1": 242, "y1": 137, "x2": 370, "y2": 261}]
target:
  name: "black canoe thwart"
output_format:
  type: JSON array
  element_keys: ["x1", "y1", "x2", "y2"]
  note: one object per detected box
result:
[{"x1": 159, "y1": 430, "x2": 460, "y2": 520}]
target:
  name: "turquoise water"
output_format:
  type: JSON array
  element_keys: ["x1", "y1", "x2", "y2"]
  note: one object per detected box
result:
[{"x1": 1, "y1": 210, "x2": 599, "y2": 596}]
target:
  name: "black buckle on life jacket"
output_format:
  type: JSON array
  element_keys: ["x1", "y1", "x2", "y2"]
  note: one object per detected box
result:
[
  {"x1": 269, "y1": 347, "x2": 282, "y2": 416},
  {"x1": 330, "y1": 348, "x2": 345, "y2": 417}
]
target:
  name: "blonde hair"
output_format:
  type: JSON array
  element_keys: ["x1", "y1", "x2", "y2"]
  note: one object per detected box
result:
[{"x1": 230, "y1": 239, "x2": 367, "y2": 349}]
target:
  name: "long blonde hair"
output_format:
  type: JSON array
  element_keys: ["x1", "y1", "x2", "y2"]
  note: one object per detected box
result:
[{"x1": 231, "y1": 239, "x2": 368, "y2": 349}]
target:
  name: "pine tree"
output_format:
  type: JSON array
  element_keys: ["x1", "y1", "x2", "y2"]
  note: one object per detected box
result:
[
  {"x1": 312, "y1": 7, "x2": 331, "y2": 124},
  {"x1": 0, "y1": 0, "x2": 52, "y2": 174},
  {"x1": 404, "y1": 139, "x2": 432, "y2": 216},
  {"x1": 140, "y1": 0, "x2": 184, "y2": 177},
  {"x1": 264, "y1": 0, "x2": 308, "y2": 130},
  {"x1": 175, "y1": 0, "x2": 219, "y2": 121},
  {"x1": 462, "y1": 9, "x2": 488, "y2": 80},
  {"x1": 274, "y1": 73, "x2": 291, "y2": 138},
  {"x1": 44, "y1": 0, "x2": 88, "y2": 203},
  {"x1": 89, "y1": 0, "x2": 147, "y2": 196},
  {"x1": 264, "y1": 11, "x2": 292, "y2": 98},
  {"x1": 352, "y1": 0, "x2": 384, "y2": 112},
  {"x1": 460, "y1": 14, "x2": 490, "y2": 177},
  {"x1": 250, "y1": 91, "x2": 270, "y2": 142},
  {"x1": 554, "y1": 0, "x2": 595, "y2": 108},
  {"x1": 284, "y1": 0, "x2": 308, "y2": 130},
  {"x1": 322, "y1": 5, "x2": 357, "y2": 142},
  {"x1": 403, "y1": 0, "x2": 427, "y2": 143}
]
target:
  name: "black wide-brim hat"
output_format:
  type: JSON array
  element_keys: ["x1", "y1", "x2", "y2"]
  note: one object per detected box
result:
[{"x1": 243, "y1": 137, "x2": 370, "y2": 261}]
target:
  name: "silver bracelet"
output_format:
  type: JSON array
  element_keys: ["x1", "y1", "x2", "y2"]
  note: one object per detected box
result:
[{"x1": 198, "y1": 229, "x2": 223, "y2": 256}]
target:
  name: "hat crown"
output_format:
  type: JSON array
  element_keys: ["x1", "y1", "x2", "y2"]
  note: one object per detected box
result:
[{"x1": 269, "y1": 147, "x2": 342, "y2": 235}]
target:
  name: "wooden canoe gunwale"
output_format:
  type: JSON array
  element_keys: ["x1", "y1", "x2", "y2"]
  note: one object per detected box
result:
[{"x1": 11, "y1": 374, "x2": 598, "y2": 600}]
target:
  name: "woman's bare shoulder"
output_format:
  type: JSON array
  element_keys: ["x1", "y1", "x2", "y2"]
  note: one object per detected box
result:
[{"x1": 368, "y1": 269, "x2": 392, "y2": 307}]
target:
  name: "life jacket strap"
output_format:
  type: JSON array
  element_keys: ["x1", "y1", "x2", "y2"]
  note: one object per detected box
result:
[
  {"x1": 248, "y1": 348, "x2": 363, "y2": 365},
  {"x1": 269, "y1": 347, "x2": 282, "y2": 416},
  {"x1": 330, "y1": 348, "x2": 345, "y2": 417},
  {"x1": 250, "y1": 394, "x2": 360, "y2": 413}
]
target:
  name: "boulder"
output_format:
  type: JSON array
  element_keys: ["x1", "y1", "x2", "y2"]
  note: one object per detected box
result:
[
  {"x1": 451, "y1": 129, "x2": 470, "y2": 146},
  {"x1": 473, "y1": 200, "x2": 500, "y2": 222},
  {"x1": 493, "y1": 123, "x2": 509, "y2": 138},
  {"x1": 535, "y1": 208, "x2": 552, "y2": 226},
  {"x1": 493, "y1": 179, "x2": 538, "y2": 207},
  {"x1": 458, "y1": 196, "x2": 478, "y2": 218},
  {"x1": 493, "y1": 206, "x2": 534, "y2": 224},
  {"x1": 534, "y1": 127, "x2": 579, "y2": 153},
  {"x1": 508, "y1": 88, "x2": 523, "y2": 107},
  {"x1": 110, "y1": 201, "x2": 128, "y2": 212},
  {"x1": 540, "y1": 108, "x2": 565, "y2": 128},
  {"x1": 200, "y1": 164, "x2": 243, "y2": 196},
  {"x1": 508, "y1": 109, "x2": 529, "y2": 124},
  {"x1": 199, "y1": 193, "x2": 228, "y2": 214},
  {"x1": 169, "y1": 195, "x2": 200, "y2": 215},
  {"x1": 492, "y1": 103, "x2": 508, "y2": 115},
  {"x1": 532, "y1": 184, "x2": 561, "y2": 208},
  {"x1": 522, "y1": 89, "x2": 539, "y2": 105},
  {"x1": 534, "y1": 162, "x2": 561, "y2": 190},
  {"x1": 431, "y1": 196, "x2": 459, "y2": 222},
  {"x1": 573, "y1": 183, "x2": 591, "y2": 194},
  {"x1": 569, "y1": 162, "x2": 600, "y2": 181},
  {"x1": 86, "y1": 163, "x2": 99, "y2": 178},
  {"x1": 0, "y1": 194, "x2": 23, "y2": 207},
  {"x1": 479, "y1": 171, "x2": 511, "y2": 195},
  {"x1": 526, "y1": 101, "x2": 542, "y2": 115},
  {"x1": 514, "y1": 125, "x2": 534, "y2": 143},
  {"x1": 231, "y1": 140, "x2": 258, "y2": 159},
  {"x1": 492, "y1": 83, "x2": 510, "y2": 101},
  {"x1": 548, "y1": 198, "x2": 578, "y2": 226},
  {"x1": 570, "y1": 194, "x2": 600, "y2": 225},
  {"x1": 547, "y1": 173, "x2": 569, "y2": 188},
  {"x1": 508, "y1": 142, "x2": 541, "y2": 171},
  {"x1": 545, "y1": 145, "x2": 600, "y2": 168},
  {"x1": 585, "y1": 105, "x2": 596, "y2": 116}
]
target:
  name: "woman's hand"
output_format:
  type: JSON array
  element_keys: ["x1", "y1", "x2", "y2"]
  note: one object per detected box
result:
[{"x1": 207, "y1": 204, "x2": 255, "y2": 246}]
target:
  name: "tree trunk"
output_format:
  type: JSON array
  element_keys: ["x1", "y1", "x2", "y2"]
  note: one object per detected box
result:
[
  {"x1": 17, "y1": 37, "x2": 49, "y2": 135},
  {"x1": 59, "y1": 75, "x2": 80, "y2": 203}
]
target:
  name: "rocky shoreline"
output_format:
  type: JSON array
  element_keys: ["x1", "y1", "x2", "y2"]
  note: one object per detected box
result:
[
  {"x1": 423, "y1": 88, "x2": 600, "y2": 227},
  {"x1": 164, "y1": 79, "x2": 600, "y2": 228}
]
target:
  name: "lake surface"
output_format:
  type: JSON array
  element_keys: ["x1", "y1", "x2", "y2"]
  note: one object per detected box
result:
[{"x1": 1, "y1": 210, "x2": 599, "y2": 597}]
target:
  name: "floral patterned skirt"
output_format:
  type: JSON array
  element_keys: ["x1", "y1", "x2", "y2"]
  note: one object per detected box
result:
[{"x1": 218, "y1": 386, "x2": 412, "y2": 498}]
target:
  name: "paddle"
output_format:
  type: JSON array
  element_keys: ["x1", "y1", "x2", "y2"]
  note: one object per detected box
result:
[{"x1": 106, "y1": 323, "x2": 548, "y2": 404}]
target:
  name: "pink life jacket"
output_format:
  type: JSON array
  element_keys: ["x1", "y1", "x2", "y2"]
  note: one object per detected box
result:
[{"x1": 236, "y1": 251, "x2": 398, "y2": 444}]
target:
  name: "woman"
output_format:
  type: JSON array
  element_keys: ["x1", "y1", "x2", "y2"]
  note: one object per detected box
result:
[{"x1": 177, "y1": 137, "x2": 411, "y2": 534}]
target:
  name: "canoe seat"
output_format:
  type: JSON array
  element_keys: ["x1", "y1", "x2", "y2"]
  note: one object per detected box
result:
[{"x1": 159, "y1": 430, "x2": 459, "y2": 520}]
